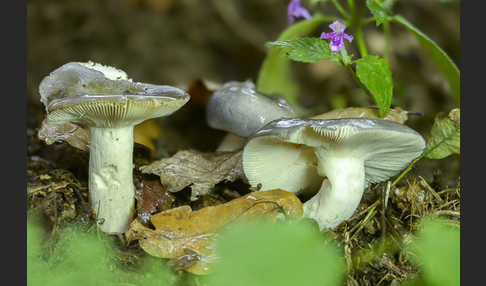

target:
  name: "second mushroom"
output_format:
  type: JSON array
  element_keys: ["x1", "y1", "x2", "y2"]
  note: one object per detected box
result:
[{"x1": 242, "y1": 117, "x2": 425, "y2": 230}]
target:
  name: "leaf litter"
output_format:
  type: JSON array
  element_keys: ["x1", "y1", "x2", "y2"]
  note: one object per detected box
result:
[
  {"x1": 126, "y1": 189, "x2": 303, "y2": 274},
  {"x1": 140, "y1": 149, "x2": 245, "y2": 201}
]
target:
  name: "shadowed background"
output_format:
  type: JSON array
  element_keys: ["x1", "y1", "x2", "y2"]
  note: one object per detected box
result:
[{"x1": 27, "y1": 0, "x2": 460, "y2": 186}]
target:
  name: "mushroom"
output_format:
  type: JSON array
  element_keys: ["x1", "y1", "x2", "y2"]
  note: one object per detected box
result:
[
  {"x1": 39, "y1": 61, "x2": 190, "y2": 233},
  {"x1": 242, "y1": 118, "x2": 425, "y2": 230},
  {"x1": 206, "y1": 80, "x2": 297, "y2": 151}
]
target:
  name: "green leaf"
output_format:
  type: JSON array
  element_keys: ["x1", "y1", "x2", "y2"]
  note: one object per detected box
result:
[
  {"x1": 27, "y1": 219, "x2": 175, "y2": 286},
  {"x1": 203, "y1": 220, "x2": 346, "y2": 286},
  {"x1": 424, "y1": 108, "x2": 460, "y2": 159},
  {"x1": 355, "y1": 55, "x2": 393, "y2": 117},
  {"x1": 266, "y1": 37, "x2": 331, "y2": 63},
  {"x1": 391, "y1": 15, "x2": 460, "y2": 103},
  {"x1": 405, "y1": 217, "x2": 460, "y2": 286},
  {"x1": 366, "y1": 0, "x2": 388, "y2": 26},
  {"x1": 256, "y1": 14, "x2": 335, "y2": 111}
]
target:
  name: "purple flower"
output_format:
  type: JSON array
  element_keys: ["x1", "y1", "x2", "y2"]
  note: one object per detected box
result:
[
  {"x1": 320, "y1": 20, "x2": 354, "y2": 52},
  {"x1": 287, "y1": 0, "x2": 312, "y2": 24}
]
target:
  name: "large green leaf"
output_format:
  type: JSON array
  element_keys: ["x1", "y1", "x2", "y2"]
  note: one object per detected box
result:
[
  {"x1": 391, "y1": 15, "x2": 460, "y2": 103},
  {"x1": 203, "y1": 220, "x2": 346, "y2": 286},
  {"x1": 425, "y1": 108, "x2": 460, "y2": 159},
  {"x1": 404, "y1": 217, "x2": 460, "y2": 286},
  {"x1": 266, "y1": 37, "x2": 331, "y2": 63},
  {"x1": 355, "y1": 55, "x2": 393, "y2": 117},
  {"x1": 256, "y1": 14, "x2": 335, "y2": 111}
]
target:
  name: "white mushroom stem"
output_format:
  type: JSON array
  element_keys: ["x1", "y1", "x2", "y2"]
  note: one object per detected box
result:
[
  {"x1": 216, "y1": 133, "x2": 247, "y2": 152},
  {"x1": 303, "y1": 150, "x2": 365, "y2": 230},
  {"x1": 89, "y1": 126, "x2": 135, "y2": 234}
]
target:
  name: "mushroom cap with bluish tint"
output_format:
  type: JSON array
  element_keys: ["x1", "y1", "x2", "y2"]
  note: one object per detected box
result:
[
  {"x1": 39, "y1": 61, "x2": 190, "y2": 128},
  {"x1": 206, "y1": 80, "x2": 296, "y2": 137}
]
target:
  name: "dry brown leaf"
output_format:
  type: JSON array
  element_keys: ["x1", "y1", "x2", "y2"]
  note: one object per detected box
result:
[
  {"x1": 38, "y1": 119, "x2": 90, "y2": 151},
  {"x1": 134, "y1": 179, "x2": 175, "y2": 225},
  {"x1": 126, "y1": 218, "x2": 216, "y2": 275},
  {"x1": 310, "y1": 106, "x2": 410, "y2": 123},
  {"x1": 140, "y1": 149, "x2": 244, "y2": 200},
  {"x1": 151, "y1": 189, "x2": 303, "y2": 234},
  {"x1": 133, "y1": 119, "x2": 163, "y2": 158},
  {"x1": 126, "y1": 189, "x2": 303, "y2": 274}
]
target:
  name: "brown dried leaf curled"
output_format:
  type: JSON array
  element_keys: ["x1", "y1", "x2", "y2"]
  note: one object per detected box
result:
[
  {"x1": 140, "y1": 150, "x2": 244, "y2": 200},
  {"x1": 150, "y1": 189, "x2": 303, "y2": 235},
  {"x1": 126, "y1": 189, "x2": 303, "y2": 274},
  {"x1": 38, "y1": 119, "x2": 90, "y2": 152},
  {"x1": 126, "y1": 219, "x2": 216, "y2": 275}
]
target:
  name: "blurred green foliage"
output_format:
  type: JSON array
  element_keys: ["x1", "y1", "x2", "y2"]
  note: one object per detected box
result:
[
  {"x1": 402, "y1": 217, "x2": 460, "y2": 286},
  {"x1": 203, "y1": 220, "x2": 346, "y2": 286},
  {"x1": 27, "y1": 219, "x2": 175, "y2": 286}
]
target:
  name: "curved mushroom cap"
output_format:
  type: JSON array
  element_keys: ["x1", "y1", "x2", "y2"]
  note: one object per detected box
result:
[
  {"x1": 243, "y1": 118, "x2": 425, "y2": 193},
  {"x1": 39, "y1": 62, "x2": 190, "y2": 128},
  {"x1": 206, "y1": 80, "x2": 297, "y2": 137}
]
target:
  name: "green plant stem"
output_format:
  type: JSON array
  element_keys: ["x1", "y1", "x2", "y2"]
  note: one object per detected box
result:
[
  {"x1": 331, "y1": 0, "x2": 350, "y2": 19},
  {"x1": 391, "y1": 154, "x2": 424, "y2": 187},
  {"x1": 362, "y1": 17, "x2": 376, "y2": 26},
  {"x1": 383, "y1": 21, "x2": 391, "y2": 64},
  {"x1": 354, "y1": 29, "x2": 368, "y2": 57},
  {"x1": 346, "y1": 0, "x2": 355, "y2": 12},
  {"x1": 347, "y1": 0, "x2": 368, "y2": 57}
]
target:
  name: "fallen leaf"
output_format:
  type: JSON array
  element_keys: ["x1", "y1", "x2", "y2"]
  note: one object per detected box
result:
[
  {"x1": 150, "y1": 189, "x2": 303, "y2": 234},
  {"x1": 140, "y1": 150, "x2": 244, "y2": 201},
  {"x1": 126, "y1": 218, "x2": 216, "y2": 275},
  {"x1": 310, "y1": 106, "x2": 410, "y2": 123},
  {"x1": 134, "y1": 179, "x2": 175, "y2": 225},
  {"x1": 126, "y1": 189, "x2": 303, "y2": 274},
  {"x1": 133, "y1": 119, "x2": 163, "y2": 158},
  {"x1": 424, "y1": 108, "x2": 460, "y2": 159},
  {"x1": 38, "y1": 119, "x2": 90, "y2": 152}
]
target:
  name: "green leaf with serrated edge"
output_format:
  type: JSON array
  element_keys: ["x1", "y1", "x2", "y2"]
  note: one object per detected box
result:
[
  {"x1": 355, "y1": 55, "x2": 393, "y2": 117},
  {"x1": 405, "y1": 217, "x2": 460, "y2": 286},
  {"x1": 266, "y1": 37, "x2": 331, "y2": 63},
  {"x1": 366, "y1": 0, "x2": 388, "y2": 26},
  {"x1": 424, "y1": 108, "x2": 460, "y2": 159},
  {"x1": 256, "y1": 14, "x2": 335, "y2": 112},
  {"x1": 391, "y1": 15, "x2": 460, "y2": 103}
]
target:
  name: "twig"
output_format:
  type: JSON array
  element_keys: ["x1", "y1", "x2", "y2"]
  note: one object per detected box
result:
[
  {"x1": 349, "y1": 204, "x2": 378, "y2": 240},
  {"x1": 419, "y1": 176, "x2": 444, "y2": 204}
]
